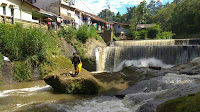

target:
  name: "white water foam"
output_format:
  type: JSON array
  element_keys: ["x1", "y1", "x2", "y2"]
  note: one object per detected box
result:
[
  {"x1": 70, "y1": 96, "x2": 131, "y2": 112},
  {"x1": 0, "y1": 85, "x2": 51, "y2": 97},
  {"x1": 161, "y1": 73, "x2": 198, "y2": 85},
  {"x1": 43, "y1": 96, "x2": 131, "y2": 112},
  {"x1": 114, "y1": 58, "x2": 174, "y2": 72}
]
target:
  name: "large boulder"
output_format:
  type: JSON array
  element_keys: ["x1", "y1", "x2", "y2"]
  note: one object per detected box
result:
[
  {"x1": 44, "y1": 69, "x2": 100, "y2": 95},
  {"x1": 172, "y1": 57, "x2": 200, "y2": 75}
]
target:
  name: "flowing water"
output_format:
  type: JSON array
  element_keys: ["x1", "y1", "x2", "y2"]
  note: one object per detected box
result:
[
  {"x1": 96, "y1": 46, "x2": 200, "y2": 72},
  {"x1": 111, "y1": 39, "x2": 200, "y2": 46},
  {"x1": 2, "y1": 39, "x2": 200, "y2": 112},
  {"x1": 1, "y1": 73, "x2": 200, "y2": 112}
]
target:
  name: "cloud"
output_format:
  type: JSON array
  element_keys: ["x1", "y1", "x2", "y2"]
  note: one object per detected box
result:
[{"x1": 75, "y1": 0, "x2": 172, "y2": 15}]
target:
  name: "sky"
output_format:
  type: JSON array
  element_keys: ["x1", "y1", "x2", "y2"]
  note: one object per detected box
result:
[{"x1": 75, "y1": 0, "x2": 173, "y2": 15}]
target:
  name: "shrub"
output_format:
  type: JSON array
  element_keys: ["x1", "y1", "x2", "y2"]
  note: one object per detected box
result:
[
  {"x1": 58, "y1": 26, "x2": 76, "y2": 42},
  {"x1": 0, "y1": 23, "x2": 69, "y2": 81},
  {"x1": 156, "y1": 31, "x2": 176, "y2": 39},
  {"x1": 138, "y1": 30, "x2": 148, "y2": 39},
  {"x1": 0, "y1": 23, "x2": 58, "y2": 61},
  {"x1": 14, "y1": 60, "x2": 33, "y2": 82},
  {"x1": 128, "y1": 30, "x2": 139, "y2": 39},
  {"x1": 76, "y1": 24, "x2": 89, "y2": 43},
  {"x1": 147, "y1": 25, "x2": 162, "y2": 39},
  {"x1": 89, "y1": 25, "x2": 102, "y2": 41}
]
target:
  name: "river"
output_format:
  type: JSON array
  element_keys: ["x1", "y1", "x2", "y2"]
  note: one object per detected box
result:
[
  {"x1": 1, "y1": 71, "x2": 200, "y2": 112},
  {"x1": 2, "y1": 39, "x2": 200, "y2": 112}
]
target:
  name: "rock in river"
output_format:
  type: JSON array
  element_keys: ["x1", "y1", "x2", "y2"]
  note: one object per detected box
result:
[{"x1": 44, "y1": 69, "x2": 100, "y2": 95}]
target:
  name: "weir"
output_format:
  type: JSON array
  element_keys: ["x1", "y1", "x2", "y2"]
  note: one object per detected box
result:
[
  {"x1": 111, "y1": 39, "x2": 200, "y2": 46},
  {"x1": 96, "y1": 39, "x2": 200, "y2": 72}
]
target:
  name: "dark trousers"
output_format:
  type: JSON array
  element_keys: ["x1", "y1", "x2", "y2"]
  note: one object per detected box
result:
[
  {"x1": 74, "y1": 63, "x2": 79, "y2": 70},
  {"x1": 74, "y1": 63, "x2": 79, "y2": 76}
]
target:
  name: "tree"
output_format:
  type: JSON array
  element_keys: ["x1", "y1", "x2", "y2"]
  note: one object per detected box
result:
[
  {"x1": 98, "y1": 9, "x2": 115, "y2": 22},
  {"x1": 171, "y1": 0, "x2": 200, "y2": 35},
  {"x1": 154, "y1": 3, "x2": 176, "y2": 31},
  {"x1": 130, "y1": 0, "x2": 148, "y2": 31},
  {"x1": 114, "y1": 12, "x2": 122, "y2": 22},
  {"x1": 173, "y1": 0, "x2": 182, "y2": 4}
]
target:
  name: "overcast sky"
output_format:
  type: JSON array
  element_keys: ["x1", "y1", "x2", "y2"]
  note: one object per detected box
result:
[{"x1": 75, "y1": 0, "x2": 173, "y2": 15}]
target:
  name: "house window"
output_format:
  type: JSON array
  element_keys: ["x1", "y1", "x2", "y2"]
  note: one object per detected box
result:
[
  {"x1": 11, "y1": 8, "x2": 14, "y2": 16},
  {"x1": 3, "y1": 6, "x2": 6, "y2": 15},
  {"x1": 67, "y1": 13, "x2": 71, "y2": 17}
]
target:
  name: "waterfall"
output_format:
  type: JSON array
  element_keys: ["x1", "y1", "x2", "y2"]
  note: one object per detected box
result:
[
  {"x1": 111, "y1": 39, "x2": 200, "y2": 46},
  {"x1": 96, "y1": 45, "x2": 200, "y2": 72}
]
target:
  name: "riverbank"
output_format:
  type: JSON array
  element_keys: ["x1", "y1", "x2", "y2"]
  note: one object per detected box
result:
[{"x1": 0, "y1": 23, "x2": 106, "y2": 85}]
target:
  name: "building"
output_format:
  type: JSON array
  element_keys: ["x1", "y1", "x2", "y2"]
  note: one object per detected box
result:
[
  {"x1": 28, "y1": 0, "x2": 107, "y2": 30},
  {"x1": 114, "y1": 22, "x2": 156, "y2": 39},
  {"x1": 32, "y1": 0, "x2": 76, "y2": 26},
  {"x1": 114, "y1": 22, "x2": 130, "y2": 37},
  {"x1": 74, "y1": 9, "x2": 107, "y2": 30},
  {"x1": 0, "y1": 0, "x2": 39, "y2": 24}
]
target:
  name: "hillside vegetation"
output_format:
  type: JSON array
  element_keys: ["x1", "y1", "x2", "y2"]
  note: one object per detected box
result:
[{"x1": 0, "y1": 23, "x2": 72, "y2": 82}]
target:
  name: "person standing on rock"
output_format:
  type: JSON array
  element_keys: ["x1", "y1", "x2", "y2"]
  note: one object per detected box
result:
[{"x1": 72, "y1": 53, "x2": 82, "y2": 76}]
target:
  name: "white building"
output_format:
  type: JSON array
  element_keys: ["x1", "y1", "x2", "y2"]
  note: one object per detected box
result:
[{"x1": 0, "y1": 0, "x2": 39, "y2": 24}]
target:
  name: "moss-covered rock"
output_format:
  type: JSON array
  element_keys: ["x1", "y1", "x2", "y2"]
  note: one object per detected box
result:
[
  {"x1": 44, "y1": 70, "x2": 100, "y2": 95},
  {"x1": 157, "y1": 92, "x2": 200, "y2": 112}
]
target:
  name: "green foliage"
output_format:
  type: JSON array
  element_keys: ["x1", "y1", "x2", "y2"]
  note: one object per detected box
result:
[
  {"x1": 129, "y1": 24, "x2": 174, "y2": 40},
  {"x1": 58, "y1": 25, "x2": 76, "y2": 42},
  {"x1": 156, "y1": 31, "x2": 175, "y2": 39},
  {"x1": 129, "y1": 30, "x2": 148, "y2": 40},
  {"x1": 153, "y1": 3, "x2": 176, "y2": 31},
  {"x1": 114, "y1": 12, "x2": 122, "y2": 22},
  {"x1": 0, "y1": 23, "x2": 58, "y2": 61},
  {"x1": 98, "y1": 9, "x2": 115, "y2": 21},
  {"x1": 147, "y1": 25, "x2": 162, "y2": 39},
  {"x1": 171, "y1": 0, "x2": 200, "y2": 36},
  {"x1": 58, "y1": 24, "x2": 103, "y2": 57},
  {"x1": 0, "y1": 23, "x2": 72, "y2": 81},
  {"x1": 88, "y1": 25, "x2": 102, "y2": 41},
  {"x1": 138, "y1": 30, "x2": 148, "y2": 39},
  {"x1": 76, "y1": 24, "x2": 89, "y2": 43},
  {"x1": 131, "y1": 0, "x2": 148, "y2": 31},
  {"x1": 14, "y1": 60, "x2": 33, "y2": 82},
  {"x1": 40, "y1": 53, "x2": 72, "y2": 77},
  {"x1": 65, "y1": 79, "x2": 98, "y2": 94},
  {"x1": 157, "y1": 92, "x2": 200, "y2": 112},
  {"x1": 128, "y1": 30, "x2": 139, "y2": 39}
]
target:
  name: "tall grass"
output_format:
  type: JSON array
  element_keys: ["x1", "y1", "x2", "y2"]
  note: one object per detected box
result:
[
  {"x1": 58, "y1": 24, "x2": 103, "y2": 57},
  {"x1": 0, "y1": 23, "x2": 57, "y2": 61},
  {"x1": 0, "y1": 23, "x2": 72, "y2": 81},
  {"x1": 58, "y1": 25, "x2": 76, "y2": 42}
]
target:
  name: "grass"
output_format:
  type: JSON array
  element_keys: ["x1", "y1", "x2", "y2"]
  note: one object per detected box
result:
[
  {"x1": 40, "y1": 53, "x2": 72, "y2": 78},
  {"x1": 0, "y1": 23, "x2": 73, "y2": 81},
  {"x1": 58, "y1": 24, "x2": 104, "y2": 58},
  {"x1": 157, "y1": 92, "x2": 200, "y2": 112}
]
